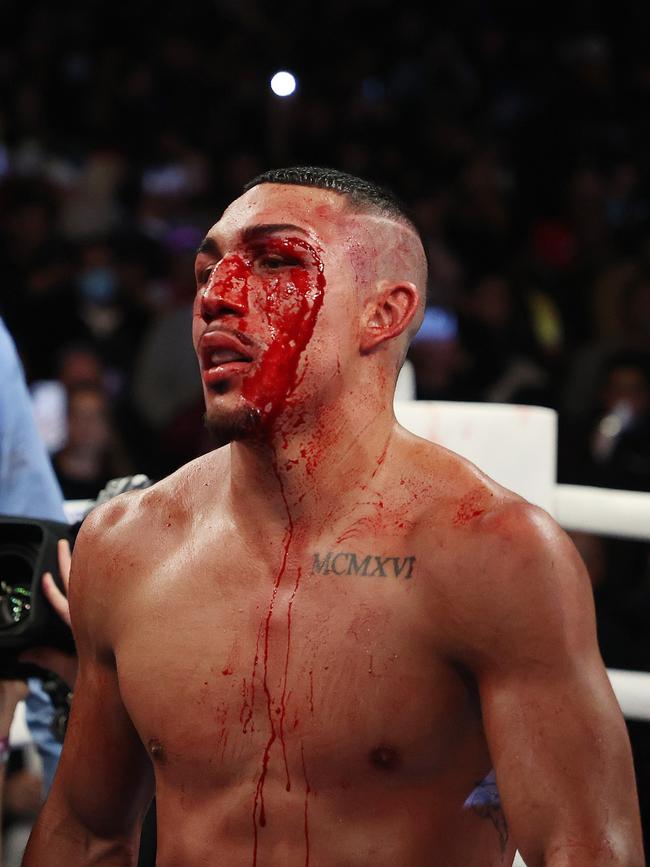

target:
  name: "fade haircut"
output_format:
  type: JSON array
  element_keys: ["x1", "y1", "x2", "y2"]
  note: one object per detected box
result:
[
  {"x1": 244, "y1": 166, "x2": 429, "y2": 357},
  {"x1": 243, "y1": 166, "x2": 421, "y2": 238}
]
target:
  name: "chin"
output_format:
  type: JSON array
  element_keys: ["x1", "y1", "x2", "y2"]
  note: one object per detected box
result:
[{"x1": 203, "y1": 399, "x2": 261, "y2": 447}]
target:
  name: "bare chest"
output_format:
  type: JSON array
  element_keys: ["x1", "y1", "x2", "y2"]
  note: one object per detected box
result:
[{"x1": 113, "y1": 532, "x2": 480, "y2": 794}]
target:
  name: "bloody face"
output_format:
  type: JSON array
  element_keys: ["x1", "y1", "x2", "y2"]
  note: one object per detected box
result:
[
  {"x1": 239, "y1": 236, "x2": 325, "y2": 425},
  {"x1": 192, "y1": 192, "x2": 332, "y2": 443}
]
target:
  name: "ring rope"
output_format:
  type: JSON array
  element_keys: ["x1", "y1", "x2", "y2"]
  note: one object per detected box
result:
[{"x1": 554, "y1": 484, "x2": 650, "y2": 541}]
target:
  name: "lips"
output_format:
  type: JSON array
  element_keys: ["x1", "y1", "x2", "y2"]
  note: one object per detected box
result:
[
  {"x1": 199, "y1": 329, "x2": 255, "y2": 385},
  {"x1": 207, "y1": 347, "x2": 250, "y2": 365}
]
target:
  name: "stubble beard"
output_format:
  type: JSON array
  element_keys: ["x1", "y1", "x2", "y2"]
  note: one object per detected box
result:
[{"x1": 203, "y1": 401, "x2": 262, "y2": 448}]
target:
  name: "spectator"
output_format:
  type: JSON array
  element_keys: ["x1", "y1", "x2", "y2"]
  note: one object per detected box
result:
[
  {"x1": 52, "y1": 384, "x2": 133, "y2": 501},
  {"x1": 560, "y1": 350, "x2": 650, "y2": 492},
  {"x1": 0, "y1": 317, "x2": 67, "y2": 862}
]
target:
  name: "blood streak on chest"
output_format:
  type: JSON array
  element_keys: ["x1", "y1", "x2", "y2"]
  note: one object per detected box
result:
[
  {"x1": 248, "y1": 239, "x2": 325, "y2": 866},
  {"x1": 251, "y1": 469, "x2": 291, "y2": 844}
]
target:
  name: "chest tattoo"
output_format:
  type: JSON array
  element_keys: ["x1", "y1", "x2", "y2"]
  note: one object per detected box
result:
[{"x1": 312, "y1": 551, "x2": 416, "y2": 580}]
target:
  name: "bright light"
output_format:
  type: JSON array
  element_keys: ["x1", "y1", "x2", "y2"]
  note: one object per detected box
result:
[{"x1": 270, "y1": 71, "x2": 297, "y2": 97}]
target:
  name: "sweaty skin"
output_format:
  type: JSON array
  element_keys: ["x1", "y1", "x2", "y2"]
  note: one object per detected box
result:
[{"x1": 24, "y1": 184, "x2": 643, "y2": 867}]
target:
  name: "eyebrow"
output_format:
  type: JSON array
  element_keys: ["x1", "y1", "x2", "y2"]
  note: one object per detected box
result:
[
  {"x1": 241, "y1": 223, "x2": 311, "y2": 243},
  {"x1": 195, "y1": 223, "x2": 312, "y2": 258},
  {"x1": 195, "y1": 236, "x2": 220, "y2": 257}
]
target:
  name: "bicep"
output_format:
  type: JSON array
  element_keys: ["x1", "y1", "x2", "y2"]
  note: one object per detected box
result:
[
  {"x1": 50, "y1": 652, "x2": 154, "y2": 839},
  {"x1": 466, "y1": 506, "x2": 642, "y2": 864},
  {"x1": 480, "y1": 646, "x2": 637, "y2": 863},
  {"x1": 48, "y1": 509, "x2": 154, "y2": 838}
]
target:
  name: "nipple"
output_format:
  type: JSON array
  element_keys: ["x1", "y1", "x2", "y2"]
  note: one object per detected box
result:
[
  {"x1": 369, "y1": 744, "x2": 401, "y2": 771},
  {"x1": 148, "y1": 738, "x2": 166, "y2": 762}
]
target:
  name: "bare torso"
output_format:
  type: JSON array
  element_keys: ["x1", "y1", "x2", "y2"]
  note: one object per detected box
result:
[
  {"x1": 106, "y1": 432, "x2": 516, "y2": 866},
  {"x1": 24, "y1": 178, "x2": 643, "y2": 867}
]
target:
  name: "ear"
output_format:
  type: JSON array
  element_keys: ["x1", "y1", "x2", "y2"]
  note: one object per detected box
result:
[{"x1": 359, "y1": 282, "x2": 420, "y2": 354}]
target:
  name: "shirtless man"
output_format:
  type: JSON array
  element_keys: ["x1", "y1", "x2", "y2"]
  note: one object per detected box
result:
[{"x1": 24, "y1": 167, "x2": 643, "y2": 866}]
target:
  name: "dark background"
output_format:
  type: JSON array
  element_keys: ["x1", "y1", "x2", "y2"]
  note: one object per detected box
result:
[{"x1": 0, "y1": 0, "x2": 648, "y2": 855}]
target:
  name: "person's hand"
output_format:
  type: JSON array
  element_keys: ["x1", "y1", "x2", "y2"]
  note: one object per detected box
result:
[
  {"x1": 4, "y1": 768, "x2": 43, "y2": 815},
  {"x1": 19, "y1": 540, "x2": 77, "y2": 688},
  {"x1": 0, "y1": 680, "x2": 29, "y2": 736},
  {"x1": 41, "y1": 539, "x2": 72, "y2": 627}
]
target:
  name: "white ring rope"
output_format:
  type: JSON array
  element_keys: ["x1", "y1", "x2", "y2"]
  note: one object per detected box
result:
[
  {"x1": 554, "y1": 483, "x2": 650, "y2": 541},
  {"x1": 608, "y1": 669, "x2": 650, "y2": 723}
]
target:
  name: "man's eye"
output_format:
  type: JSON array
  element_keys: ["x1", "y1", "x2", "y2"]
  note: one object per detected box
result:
[
  {"x1": 258, "y1": 253, "x2": 303, "y2": 271},
  {"x1": 260, "y1": 256, "x2": 289, "y2": 269},
  {"x1": 198, "y1": 266, "x2": 214, "y2": 284}
]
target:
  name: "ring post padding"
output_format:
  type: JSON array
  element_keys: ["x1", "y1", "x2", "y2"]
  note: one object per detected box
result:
[{"x1": 394, "y1": 401, "x2": 558, "y2": 514}]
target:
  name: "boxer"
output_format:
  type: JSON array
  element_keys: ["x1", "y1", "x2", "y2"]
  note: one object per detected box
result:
[{"x1": 24, "y1": 167, "x2": 644, "y2": 866}]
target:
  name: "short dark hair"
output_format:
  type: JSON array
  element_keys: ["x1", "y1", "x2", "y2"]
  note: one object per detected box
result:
[
  {"x1": 243, "y1": 165, "x2": 416, "y2": 232},
  {"x1": 244, "y1": 166, "x2": 430, "y2": 313}
]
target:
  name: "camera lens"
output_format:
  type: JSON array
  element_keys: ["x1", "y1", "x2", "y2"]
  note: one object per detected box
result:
[{"x1": 0, "y1": 544, "x2": 38, "y2": 628}]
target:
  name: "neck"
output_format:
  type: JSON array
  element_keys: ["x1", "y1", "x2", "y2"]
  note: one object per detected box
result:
[{"x1": 226, "y1": 387, "x2": 397, "y2": 532}]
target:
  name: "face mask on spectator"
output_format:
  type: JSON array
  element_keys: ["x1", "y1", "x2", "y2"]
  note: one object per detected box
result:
[{"x1": 78, "y1": 267, "x2": 117, "y2": 305}]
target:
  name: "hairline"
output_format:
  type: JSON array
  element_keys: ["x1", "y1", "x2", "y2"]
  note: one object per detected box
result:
[
  {"x1": 245, "y1": 178, "x2": 421, "y2": 238},
  {"x1": 243, "y1": 174, "x2": 428, "y2": 357}
]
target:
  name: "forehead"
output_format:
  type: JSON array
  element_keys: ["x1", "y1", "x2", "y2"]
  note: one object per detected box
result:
[{"x1": 208, "y1": 184, "x2": 352, "y2": 246}]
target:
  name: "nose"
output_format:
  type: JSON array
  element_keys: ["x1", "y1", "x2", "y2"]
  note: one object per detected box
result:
[{"x1": 199, "y1": 255, "x2": 249, "y2": 323}]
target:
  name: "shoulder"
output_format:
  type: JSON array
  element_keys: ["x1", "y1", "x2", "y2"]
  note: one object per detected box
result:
[
  {"x1": 79, "y1": 448, "x2": 228, "y2": 547},
  {"x1": 443, "y1": 498, "x2": 595, "y2": 669},
  {"x1": 398, "y1": 429, "x2": 519, "y2": 528},
  {"x1": 401, "y1": 435, "x2": 594, "y2": 658},
  {"x1": 69, "y1": 449, "x2": 229, "y2": 637},
  {"x1": 74, "y1": 473, "x2": 173, "y2": 553},
  {"x1": 472, "y1": 498, "x2": 588, "y2": 596},
  {"x1": 401, "y1": 427, "x2": 562, "y2": 558}
]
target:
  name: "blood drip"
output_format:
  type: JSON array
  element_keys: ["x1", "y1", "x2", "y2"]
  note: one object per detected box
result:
[
  {"x1": 240, "y1": 237, "x2": 326, "y2": 430},
  {"x1": 370, "y1": 432, "x2": 391, "y2": 480},
  {"x1": 280, "y1": 566, "x2": 302, "y2": 791},
  {"x1": 300, "y1": 741, "x2": 311, "y2": 866},
  {"x1": 251, "y1": 500, "x2": 288, "y2": 837},
  {"x1": 249, "y1": 238, "x2": 325, "y2": 865},
  {"x1": 251, "y1": 466, "x2": 293, "y2": 860},
  {"x1": 241, "y1": 622, "x2": 264, "y2": 734}
]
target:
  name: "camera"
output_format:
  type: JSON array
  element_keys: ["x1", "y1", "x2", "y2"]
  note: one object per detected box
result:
[
  {"x1": 0, "y1": 517, "x2": 74, "y2": 679},
  {"x1": 0, "y1": 474, "x2": 152, "y2": 680}
]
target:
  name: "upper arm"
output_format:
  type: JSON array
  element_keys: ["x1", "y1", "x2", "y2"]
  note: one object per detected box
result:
[
  {"x1": 462, "y1": 504, "x2": 643, "y2": 866},
  {"x1": 47, "y1": 506, "x2": 154, "y2": 841}
]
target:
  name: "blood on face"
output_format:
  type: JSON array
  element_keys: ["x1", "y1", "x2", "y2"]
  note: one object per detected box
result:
[{"x1": 198, "y1": 235, "x2": 326, "y2": 435}]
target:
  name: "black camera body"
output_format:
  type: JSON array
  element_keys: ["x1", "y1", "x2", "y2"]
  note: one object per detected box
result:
[{"x1": 0, "y1": 516, "x2": 74, "y2": 678}]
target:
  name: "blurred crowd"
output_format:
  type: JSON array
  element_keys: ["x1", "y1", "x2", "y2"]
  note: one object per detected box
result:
[{"x1": 0, "y1": 0, "x2": 649, "y2": 855}]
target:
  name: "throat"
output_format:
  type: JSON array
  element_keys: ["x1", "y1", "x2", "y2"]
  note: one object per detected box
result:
[{"x1": 224, "y1": 409, "x2": 401, "y2": 547}]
